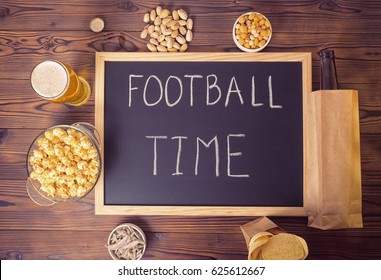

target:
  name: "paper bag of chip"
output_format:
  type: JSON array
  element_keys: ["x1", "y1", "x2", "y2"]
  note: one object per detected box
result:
[{"x1": 241, "y1": 217, "x2": 308, "y2": 260}]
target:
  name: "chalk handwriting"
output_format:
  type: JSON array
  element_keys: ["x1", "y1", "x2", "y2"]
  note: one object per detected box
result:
[
  {"x1": 128, "y1": 74, "x2": 282, "y2": 109},
  {"x1": 145, "y1": 136, "x2": 168, "y2": 176},
  {"x1": 145, "y1": 134, "x2": 249, "y2": 177}
]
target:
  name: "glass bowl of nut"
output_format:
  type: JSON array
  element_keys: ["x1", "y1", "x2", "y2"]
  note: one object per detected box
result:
[
  {"x1": 26, "y1": 122, "x2": 102, "y2": 206},
  {"x1": 233, "y1": 11, "x2": 272, "y2": 52}
]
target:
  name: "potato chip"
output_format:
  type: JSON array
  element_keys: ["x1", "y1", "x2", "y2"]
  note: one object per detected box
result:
[
  {"x1": 248, "y1": 236, "x2": 270, "y2": 260},
  {"x1": 249, "y1": 231, "x2": 274, "y2": 246},
  {"x1": 295, "y1": 235, "x2": 309, "y2": 257},
  {"x1": 260, "y1": 233, "x2": 308, "y2": 260},
  {"x1": 248, "y1": 231, "x2": 273, "y2": 260}
]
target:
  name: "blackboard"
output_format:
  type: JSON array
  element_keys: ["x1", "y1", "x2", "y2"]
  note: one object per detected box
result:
[{"x1": 95, "y1": 52, "x2": 311, "y2": 216}]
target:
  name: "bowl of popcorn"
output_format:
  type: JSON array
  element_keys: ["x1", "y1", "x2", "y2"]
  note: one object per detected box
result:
[
  {"x1": 26, "y1": 122, "x2": 102, "y2": 206},
  {"x1": 107, "y1": 223, "x2": 146, "y2": 260},
  {"x1": 233, "y1": 12, "x2": 272, "y2": 52}
]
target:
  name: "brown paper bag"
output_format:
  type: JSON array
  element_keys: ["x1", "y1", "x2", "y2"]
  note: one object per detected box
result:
[
  {"x1": 240, "y1": 217, "x2": 284, "y2": 248},
  {"x1": 305, "y1": 90, "x2": 363, "y2": 229}
]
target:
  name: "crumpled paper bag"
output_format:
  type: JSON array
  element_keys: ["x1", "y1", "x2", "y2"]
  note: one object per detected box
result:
[{"x1": 305, "y1": 90, "x2": 363, "y2": 229}]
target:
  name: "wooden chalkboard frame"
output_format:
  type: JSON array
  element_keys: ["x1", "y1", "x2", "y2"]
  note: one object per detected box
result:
[{"x1": 95, "y1": 52, "x2": 311, "y2": 216}]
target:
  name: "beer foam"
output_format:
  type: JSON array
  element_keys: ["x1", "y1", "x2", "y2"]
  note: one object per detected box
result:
[{"x1": 31, "y1": 60, "x2": 68, "y2": 98}]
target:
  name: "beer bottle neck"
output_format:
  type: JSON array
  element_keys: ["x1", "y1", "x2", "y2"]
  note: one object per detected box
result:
[{"x1": 319, "y1": 49, "x2": 339, "y2": 90}]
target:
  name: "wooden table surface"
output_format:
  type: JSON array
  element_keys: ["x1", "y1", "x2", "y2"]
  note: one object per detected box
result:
[{"x1": 1, "y1": 0, "x2": 381, "y2": 260}]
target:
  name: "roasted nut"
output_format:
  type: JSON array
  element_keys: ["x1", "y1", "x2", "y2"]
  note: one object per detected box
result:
[
  {"x1": 178, "y1": 9, "x2": 188, "y2": 20},
  {"x1": 149, "y1": 38, "x2": 159, "y2": 45},
  {"x1": 160, "y1": 24, "x2": 166, "y2": 34},
  {"x1": 157, "y1": 45, "x2": 167, "y2": 52},
  {"x1": 170, "y1": 22, "x2": 180, "y2": 30},
  {"x1": 171, "y1": 29, "x2": 179, "y2": 38},
  {"x1": 166, "y1": 36, "x2": 174, "y2": 49},
  {"x1": 176, "y1": 35, "x2": 186, "y2": 44},
  {"x1": 147, "y1": 43, "x2": 157, "y2": 52},
  {"x1": 150, "y1": 10, "x2": 156, "y2": 21},
  {"x1": 140, "y1": 29, "x2": 148, "y2": 39},
  {"x1": 143, "y1": 13, "x2": 150, "y2": 23},
  {"x1": 186, "y1": 18, "x2": 193, "y2": 30},
  {"x1": 150, "y1": 32, "x2": 159, "y2": 38},
  {"x1": 179, "y1": 26, "x2": 187, "y2": 35},
  {"x1": 154, "y1": 16, "x2": 161, "y2": 26},
  {"x1": 157, "y1": 34, "x2": 165, "y2": 42},
  {"x1": 156, "y1": 6, "x2": 162, "y2": 16},
  {"x1": 142, "y1": 6, "x2": 193, "y2": 52},
  {"x1": 159, "y1": 9, "x2": 170, "y2": 19},
  {"x1": 163, "y1": 28, "x2": 172, "y2": 36},
  {"x1": 167, "y1": 20, "x2": 177, "y2": 28},
  {"x1": 147, "y1": 25, "x2": 155, "y2": 34},
  {"x1": 172, "y1": 10, "x2": 179, "y2": 20},
  {"x1": 234, "y1": 12, "x2": 272, "y2": 50},
  {"x1": 180, "y1": 43, "x2": 188, "y2": 52},
  {"x1": 162, "y1": 17, "x2": 172, "y2": 26},
  {"x1": 173, "y1": 42, "x2": 181, "y2": 50},
  {"x1": 186, "y1": 30, "x2": 193, "y2": 42}
]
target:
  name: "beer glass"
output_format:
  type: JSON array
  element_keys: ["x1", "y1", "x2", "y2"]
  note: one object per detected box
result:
[{"x1": 30, "y1": 60, "x2": 91, "y2": 106}]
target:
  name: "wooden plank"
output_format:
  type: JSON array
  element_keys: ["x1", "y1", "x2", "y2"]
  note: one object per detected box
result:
[
  {"x1": 0, "y1": 78, "x2": 95, "y2": 129},
  {"x1": 1, "y1": 31, "x2": 381, "y2": 60},
  {"x1": 1, "y1": 179, "x2": 380, "y2": 231},
  {"x1": 0, "y1": 31, "x2": 146, "y2": 58},
  {"x1": 1, "y1": 1, "x2": 380, "y2": 33},
  {"x1": 0, "y1": 229, "x2": 248, "y2": 260},
  {"x1": 0, "y1": 180, "x2": 256, "y2": 233},
  {"x1": 1, "y1": 54, "x2": 379, "y2": 87},
  {"x1": 302, "y1": 234, "x2": 381, "y2": 260},
  {"x1": 1, "y1": 228, "x2": 381, "y2": 260},
  {"x1": 0, "y1": 174, "x2": 380, "y2": 260}
]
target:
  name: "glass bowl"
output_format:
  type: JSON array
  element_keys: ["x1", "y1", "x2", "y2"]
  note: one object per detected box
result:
[
  {"x1": 26, "y1": 122, "x2": 102, "y2": 206},
  {"x1": 107, "y1": 223, "x2": 146, "y2": 260},
  {"x1": 232, "y1": 11, "x2": 272, "y2": 52}
]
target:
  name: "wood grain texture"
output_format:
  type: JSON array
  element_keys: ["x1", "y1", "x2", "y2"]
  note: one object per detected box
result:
[
  {"x1": 1, "y1": 229, "x2": 380, "y2": 260},
  {"x1": 1, "y1": 0, "x2": 381, "y2": 32},
  {"x1": 1, "y1": 0, "x2": 381, "y2": 260}
]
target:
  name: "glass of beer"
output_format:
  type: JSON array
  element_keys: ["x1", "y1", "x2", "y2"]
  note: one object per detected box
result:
[{"x1": 30, "y1": 60, "x2": 91, "y2": 106}]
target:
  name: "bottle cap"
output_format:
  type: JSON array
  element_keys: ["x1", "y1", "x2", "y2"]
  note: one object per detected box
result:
[
  {"x1": 318, "y1": 49, "x2": 335, "y2": 58},
  {"x1": 89, "y1": 17, "x2": 105, "y2": 33}
]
